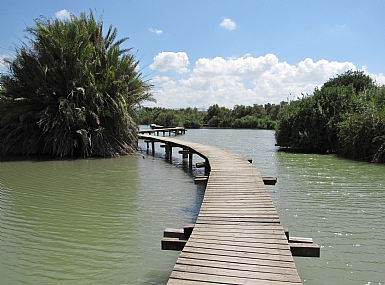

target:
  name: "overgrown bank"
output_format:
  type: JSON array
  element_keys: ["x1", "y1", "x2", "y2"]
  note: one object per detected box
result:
[
  {"x1": 138, "y1": 70, "x2": 385, "y2": 163},
  {"x1": 275, "y1": 70, "x2": 385, "y2": 163}
]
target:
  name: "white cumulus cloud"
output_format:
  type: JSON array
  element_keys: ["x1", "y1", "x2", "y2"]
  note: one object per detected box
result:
[
  {"x1": 149, "y1": 28, "x2": 163, "y2": 35},
  {"x1": 55, "y1": 9, "x2": 71, "y2": 21},
  {"x1": 150, "y1": 52, "x2": 190, "y2": 74},
  {"x1": 220, "y1": 18, "x2": 237, "y2": 30},
  {"x1": 148, "y1": 53, "x2": 364, "y2": 109}
]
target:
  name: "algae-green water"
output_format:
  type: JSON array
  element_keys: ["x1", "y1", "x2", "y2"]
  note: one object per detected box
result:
[{"x1": 1, "y1": 129, "x2": 384, "y2": 284}]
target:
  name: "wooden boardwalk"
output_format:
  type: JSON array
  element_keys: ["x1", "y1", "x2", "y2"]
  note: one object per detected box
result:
[{"x1": 139, "y1": 134, "x2": 303, "y2": 285}]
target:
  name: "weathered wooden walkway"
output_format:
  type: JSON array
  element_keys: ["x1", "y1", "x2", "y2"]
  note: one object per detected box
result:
[{"x1": 139, "y1": 134, "x2": 303, "y2": 285}]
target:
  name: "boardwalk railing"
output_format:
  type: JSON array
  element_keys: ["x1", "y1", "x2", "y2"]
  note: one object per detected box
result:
[{"x1": 139, "y1": 134, "x2": 317, "y2": 284}]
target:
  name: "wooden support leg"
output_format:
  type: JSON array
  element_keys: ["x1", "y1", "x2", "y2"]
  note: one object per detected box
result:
[
  {"x1": 179, "y1": 149, "x2": 189, "y2": 159},
  {"x1": 164, "y1": 144, "x2": 172, "y2": 160},
  {"x1": 164, "y1": 145, "x2": 169, "y2": 159},
  {"x1": 204, "y1": 159, "x2": 210, "y2": 175},
  {"x1": 188, "y1": 152, "x2": 193, "y2": 168}
]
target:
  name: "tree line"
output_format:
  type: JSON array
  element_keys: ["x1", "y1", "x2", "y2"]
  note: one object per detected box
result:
[{"x1": 136, "y1": 103, "x2": 282, "y2": 130}]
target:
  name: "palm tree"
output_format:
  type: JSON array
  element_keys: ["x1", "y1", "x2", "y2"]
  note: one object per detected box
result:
[{"x1": 0, "y1": 11, "x2": 155, "y2": 158}]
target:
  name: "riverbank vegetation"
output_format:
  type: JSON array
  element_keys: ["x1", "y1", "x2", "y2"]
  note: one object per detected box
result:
[
  {"x1": 136, "y1": 103, "x2": 281, "y2": 129},
  {"x1": 275, "y1": 70, "x2": 385, "y2": 163},
  {"x1": 138, "y1": 70, "x2": 385, "y2": 163},
  {"x1": 0, "y1": 11, "x2": 154, "y2": 158}
]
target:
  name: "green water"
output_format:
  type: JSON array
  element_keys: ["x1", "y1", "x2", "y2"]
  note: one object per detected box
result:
[
  {"x1": 0, "y1": 155, "x2": 205, "y2": 284},
  {"x1": 1, "y1": 128, "x2": 384, "y2": 284}
]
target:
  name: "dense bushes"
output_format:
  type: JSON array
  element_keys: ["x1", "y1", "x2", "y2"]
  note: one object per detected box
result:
[
  {"x1": 0, "y1": 11, "x2": 154, "y2": 158},
  {"x1": 276, "y1": 70, "x2": 385, "y2": 163},
  {"x1": 337, "y1": 87, "x2": 385, "y2": 162}
]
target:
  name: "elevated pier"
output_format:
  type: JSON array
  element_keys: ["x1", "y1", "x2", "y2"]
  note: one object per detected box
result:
[{"x1": 139, "y1": 134, "x2": 318, "y2": 284}]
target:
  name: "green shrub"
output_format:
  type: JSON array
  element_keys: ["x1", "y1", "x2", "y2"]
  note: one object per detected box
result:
[{"x1": 0, "y1": 11, "x2": 154, "y2": 158}]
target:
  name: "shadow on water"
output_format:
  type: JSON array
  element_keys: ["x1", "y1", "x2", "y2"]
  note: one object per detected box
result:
[{"x1": 137, "y1": 146, "x2": 206, "y2": 223}]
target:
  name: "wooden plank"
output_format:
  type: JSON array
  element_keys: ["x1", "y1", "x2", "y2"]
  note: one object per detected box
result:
[
  {"x1": 163, "y1": 235, "x2": 319, "y2": 258},
  {"x1": 189, "y1": 228, "x2": 288, "y2": 240},
  {"x1": 167, "y1": 278, "x2": 298, "y2": 285},
  {"x1": 181, "y1": 246, "x2": 295, "y2": 263},
  {"x1": 197, "y1": 209, "x2": 279, "y2": 214},
  {"x1": 164, "y1": 228, "x2": 184, "y2": 238},
  {"x1": 177, "y1": 254, "x2": 298, "y2": 272},
  {"x1": 185, "y1": 234, "x2": 289, "y2": 248},
  {"x1": 194, "y1": 223, "x2": 285, "y2": 230},
  {"x1": 289, "y1": 243, "x2": 320, "y2": 257},
  {"x1": 162, "y1": 237, "x2": 187, "y2": 251},
  {"x1": 172, "y1": 264, "x2": 302, "y2": 283},
  {"x1": 169, "y1": 271, "x2": 302, "y2": 285},
  {"x1": 184, "y1": 241, "x2": 290, "y2": 260},
  {"x1": 183, "y1": 241, "x2": 292, "y2": 257},
  {"x1": 178, "y1": 251, "x2": 298, "y2": 269},
  {"x1": 195, "y1": 217, "x2": 281, "y2": 224}
]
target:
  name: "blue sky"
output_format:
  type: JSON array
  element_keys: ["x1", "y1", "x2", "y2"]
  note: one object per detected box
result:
[{"x1": 1, "y1": 0, "x2": 385, "y2": 109}]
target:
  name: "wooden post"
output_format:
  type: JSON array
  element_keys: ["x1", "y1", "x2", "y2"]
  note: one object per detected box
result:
[
  {"x1": 262, "y1": 176, "x2": 277, "y2": 185},
  {"x1": 164, "y1": 144, "x2": 172, "y2": 160},
  {"x1": 205, "y1": 159, "x2": 210, "y2": 175},
  {"x1": 179, "y1": 149, "x2": 190, "y2": 159},
  {"x1": 144, "y1": 139, "x2": 154, "y2": 155},
  {"x1": 194, "y1": 176, "x2": 208, "y2": 184},
  {"x1": 188, "y1": 152, "x2": 193, "y2": 168}
]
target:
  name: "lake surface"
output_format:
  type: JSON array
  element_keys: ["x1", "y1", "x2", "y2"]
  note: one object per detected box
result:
[{"x1": 1, "y1": 128, "x2": 384, "y2": 284}]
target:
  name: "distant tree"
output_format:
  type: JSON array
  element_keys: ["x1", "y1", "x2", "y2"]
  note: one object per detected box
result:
[
  {"x1": 0, "y1": 11, "x2": 154, "y2": 158},
  {"x1": 204, "y1": 104, "x2": 232, "y2": 127},
  {"x1": 322, "y1": 70, "x2": 374, "y2": 93},
  {"x1": 265, "y1": 103, "x2": 280, "y2": 121},
  {"x1": 252, "y1": 104, "x2": 267, "y2": 118},
  {"x1": 232, "y1": 105, "x2": 252, "y2": 119},
  {"x1": 137, "y1": 103, "x2": 279, "y2": 130}
]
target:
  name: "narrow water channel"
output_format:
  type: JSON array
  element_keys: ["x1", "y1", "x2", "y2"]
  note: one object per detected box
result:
[{"x1": 1, "y1": 128, "x2": 384, "y2": 284}]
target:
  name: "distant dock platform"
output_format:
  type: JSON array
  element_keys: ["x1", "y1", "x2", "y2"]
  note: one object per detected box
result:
[{"x1": 138, "y1": 126, "x2": 186, "y2": 136}]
